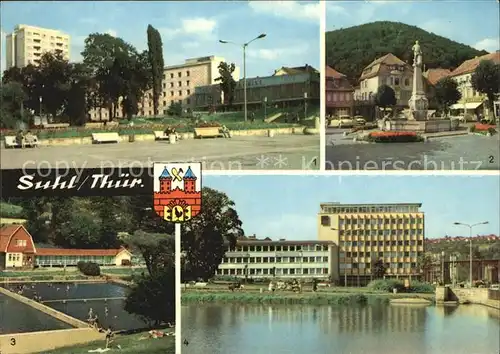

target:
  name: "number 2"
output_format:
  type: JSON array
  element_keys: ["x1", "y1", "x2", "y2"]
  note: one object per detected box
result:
[{"x1": 488, "y1": 155, "x2": 494, "y2": 163}]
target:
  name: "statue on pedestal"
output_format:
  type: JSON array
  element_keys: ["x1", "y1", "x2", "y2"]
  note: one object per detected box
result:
[{"x1": 412, "y1": 40, "x2": 422, "y2": 67}]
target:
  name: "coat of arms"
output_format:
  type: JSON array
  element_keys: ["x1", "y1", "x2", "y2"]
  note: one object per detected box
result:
[{"x1": 153, "y1": 163, "x2": 202, "y2": 223}]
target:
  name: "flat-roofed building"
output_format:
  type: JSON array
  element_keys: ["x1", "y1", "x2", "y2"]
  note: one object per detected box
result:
[
  {"x1": 215, "y1": 236, "x2": 338, "y2": 280},
  {"x1": 318, "y1": 203, "x2": 425, "y2": 286},
  {"x1": 194, "y1": 65, "x2": 320, "y2": 112},
  {"x1": 5, "y1": 24, "x2": 70, "y2": 69}
]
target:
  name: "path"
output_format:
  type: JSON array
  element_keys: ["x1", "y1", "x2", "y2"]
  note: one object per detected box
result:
[{"x1": 1, "y1": 135, "x2": 320, "y2": 170}]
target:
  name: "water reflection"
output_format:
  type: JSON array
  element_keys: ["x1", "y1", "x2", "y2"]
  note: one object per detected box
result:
[{"x1": 182, "y1": 304, "x2": 500, "y2": 354}]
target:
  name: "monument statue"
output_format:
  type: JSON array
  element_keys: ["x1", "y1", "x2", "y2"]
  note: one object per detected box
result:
[
  {"x1": 412, "y1": 40, "x2": 422, "y2": 67},
  {"x1": 408, "y1": 40, "x2": 428, "y2": 120}
]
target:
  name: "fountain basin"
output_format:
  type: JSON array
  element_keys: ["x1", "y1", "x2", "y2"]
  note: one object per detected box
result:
[{"x1": 386, "y1": 119, "x2": 452, "y2": 133}]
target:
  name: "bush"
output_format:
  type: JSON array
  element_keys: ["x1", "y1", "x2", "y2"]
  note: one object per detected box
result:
[
  {"x1": 30, "y1": 275, "x2": 54, "y2": 281},
  {"x1": 408, "y1": 281, "x2": 435, "y2": 293},
  {"x1": 367, "y1": 279, "x2": 405, "y2": 292},
  {"x1": 77, "y1": 261, "x2": 101, "y2": 276}
]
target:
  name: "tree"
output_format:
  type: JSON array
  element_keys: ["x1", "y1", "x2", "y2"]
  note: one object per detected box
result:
[
  {"x1": 374, "y1": 84, "x2": 396, "y2": 116},
  {"x1": 0, "y1": 81, "x2": 29, "y2": 129},
  {"x1": 167, "y1": 102, "x2": 182, "y2": 116},
  {"x1": 215, "y1": 62, "x2": 237, "y2": 106},
  {"x1": 434, "y1": 77, "x2": 461, "y2": 116},
  {"x1": 147, "y1": 25, "x2": 165, "y2": 116},
  {"x1": 124, "y1": 268, "x2": 175, "y2": 327},
  {"x1": 181, "y1": 187, "x2": 244, "y2": 281},
  {"x1": 371, "y1": 258, "x2": 387, "y2": 279},
  {"x1": 417, "y1": 253, "x2": 433, "y2": 282},
  {"x1": 471, "y1": 60, "x2": 500, "y2": 119}
]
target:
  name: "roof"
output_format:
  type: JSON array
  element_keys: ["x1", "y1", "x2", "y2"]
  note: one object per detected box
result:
[
  {"x1": 424, "y1": 68, "x2": 452, "y2": 85},
  {"x1": 274, "y1": 64, "x2": 319, "y2": 75},
  {"x1": 0, "y1": 225, "x2": 23, "y2": 252},
  {"x1": 184, "y1": 166, "x2": 196, "y2": 179},
  {"x1": 449, "y1": 52, "x2": 500, "y2": 77},
  {"x1": 35, "y1": 247, "x2": 130, "y2": 257},
  {"x1": 325, "y1": 66, "x2": 347, "y2": 79},
  {"x1": 360, "y1": 53, "x2": 409, "y2": 80},
  {"x1": 160, "y1": 167, "x2": 171, "y2": 179},
  {"x1": 234, "y1": 239, "x2": 335, "y2": 246}
]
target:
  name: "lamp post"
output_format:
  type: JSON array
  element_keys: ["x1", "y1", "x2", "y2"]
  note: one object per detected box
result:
[
  {"x1": 264, "y1": 96, "x2": 268, "y2": 120},
  {"x1": 450, "y1": 255, "x2": 457, "y2": 287},
  {"x1": 39, "y1": 96, "x2": 43, "y2": 116},
  {"x1": 304, "y1": 92, "x2": 308, "y2": 119},
  {"x1": 441, "y1": 251, "x2": 445, "y2": 285},
  {"x1": 219, "y1": 33, "x2": 267, "y2": 122},
  {"x1": 299, "y1": 249, "x2": 303, "y2": 279},
  {"x1": 453, "y1": 221, "x2": 489, "y2": 288}
]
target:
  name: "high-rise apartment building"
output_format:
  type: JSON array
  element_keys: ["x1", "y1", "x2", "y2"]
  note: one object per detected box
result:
[
  {"x1": 5, "y1": 25, "x2": 71, "y2": 69},
  {"x1": 317, "y1": 203, "x2": 425, "y2": 286}
]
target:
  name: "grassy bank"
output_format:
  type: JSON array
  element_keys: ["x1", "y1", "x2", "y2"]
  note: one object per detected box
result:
[
  {"x1": 45, "y1": 330, "x2": 175, "y2": 354},
  {"x1": 181, "y1": 290, "x2": 434, "y2": 305},
  {"x1": 0, "y1": 267, "x2": 145, "y2": 282}
]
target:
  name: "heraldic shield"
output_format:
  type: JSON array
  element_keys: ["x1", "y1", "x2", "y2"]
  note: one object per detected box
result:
[{"x1": 153, "y1": 162, "x2": 202, "y2": 223}]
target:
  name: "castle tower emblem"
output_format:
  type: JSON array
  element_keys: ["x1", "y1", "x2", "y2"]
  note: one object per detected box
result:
[{"x1": 153, "y1": 163, "x2": 202, "y2": 223}]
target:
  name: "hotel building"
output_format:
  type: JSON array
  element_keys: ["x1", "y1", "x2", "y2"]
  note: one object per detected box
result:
[
  {"x1": 5, "y1": 24, "x2": 70, "y2": 69},
  {"x1": 89, "y1": 55, "x2": 240, "y2": 120},
  {"x1": 215, "y1": 236, "x2": 337, "y2": 280},
  {"x1": 317, "y1": 203, "x2": 425, "y2": 286}
]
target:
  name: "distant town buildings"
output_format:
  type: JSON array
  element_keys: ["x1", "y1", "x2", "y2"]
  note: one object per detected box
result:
[
  {"x1": 325, "y1": 65, "x2": 354, "y2": 117},
  {"x1": 5, "y1": 24, "x2": 70, "y2": 69},
  {"x1": 194, "y1": 64, "x2": 320, "y2": 112},
  {"x1": 425, "y1": 234, "x2": 500, "y2": 244}
]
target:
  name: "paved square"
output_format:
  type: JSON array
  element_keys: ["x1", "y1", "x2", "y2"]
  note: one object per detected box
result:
[
  {"x1": 1, "y1": 135, "x2": 320, "y2": 170},
  {"x1": 325, "y1": 132, "x2": 500, "y2": 170}
]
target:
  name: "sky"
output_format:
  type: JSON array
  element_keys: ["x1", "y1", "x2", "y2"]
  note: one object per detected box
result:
[
  {"x1": 327, "y1": 0, "x2": 500, "y2": 53},
  {"x1": 0, "y1": 1, "x2": 320, "y2": 78},
  {"x1": 204, "y1": 174, "x2": 500, "y2": 240}
]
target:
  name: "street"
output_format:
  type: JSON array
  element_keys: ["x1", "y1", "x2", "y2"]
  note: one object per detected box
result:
[
  {"x1": 1, "y1": 135, "x2": 320, "y2": 170},
  {"x1": 325, "y1": 132, "x2": 500, "y2": 170}
]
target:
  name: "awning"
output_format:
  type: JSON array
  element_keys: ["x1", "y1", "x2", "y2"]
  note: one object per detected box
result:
[
  {"x1": 465, "y1": 102, "x2": 483, "y2": 109},
  {"x1": 449, "y1": 102, "x2": 483, "y2": 110}
]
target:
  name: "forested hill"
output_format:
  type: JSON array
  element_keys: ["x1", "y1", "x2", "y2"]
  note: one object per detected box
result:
[{"x1": 325, "y1": 21, "x2": 488, "y2": 83}]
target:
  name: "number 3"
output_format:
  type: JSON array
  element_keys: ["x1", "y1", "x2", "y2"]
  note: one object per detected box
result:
[{"x1": 10, "y1": 337, "x2": 16, "y2": 345}]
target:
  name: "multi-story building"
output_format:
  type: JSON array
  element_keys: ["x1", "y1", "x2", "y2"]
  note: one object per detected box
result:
[
  {"x1": 215, "y1": 236, "x2": 337, "y2": 280},
  {"x1": 5, "y1": 24, "x2": 70, "y2": 69},
  {"x1": 317, "y1": 203, "x2": 425, "y2": 286},
  {"x1": 194, "y1": 65, "x2": 320, "y2": 112},
  {"x1": 448, "y1": 52, "x2": 500, "y2": 119},
  {"x1": 325, "y1": 65, "x2": 354, "y2": 117},
  {"x1": 89, "y1": 55, "x2": 240, "y2": 120}
]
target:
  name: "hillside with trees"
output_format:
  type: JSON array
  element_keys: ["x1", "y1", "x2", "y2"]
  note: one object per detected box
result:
[{"x1": 325, "y1": 21, "x2": 489, "y2": 83}]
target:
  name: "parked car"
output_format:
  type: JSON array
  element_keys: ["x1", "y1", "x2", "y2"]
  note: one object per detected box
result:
[
  {"x1": 328, "y1": 115, "x2": 355, "y2": 128},
  {"x1": 353, "y1": 116, "x2": 366, "y2": 125}
]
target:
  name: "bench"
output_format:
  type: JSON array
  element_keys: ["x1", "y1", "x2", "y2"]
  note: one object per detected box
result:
[
  {"x1": 42, "y1": 123, "x2": 70, "y2": 129},
  {"x1": 4, "y1": 135, "x2": 39, "y2": 148},
  {"x1": 85, "y1": 122, "x2": 105, "y2": 129},
  {"x1": 154, "y1": 131, "x2": 170, "y2": 140},
  {"x1": 91, "y1": 132, "x2": 120, "y2": 144},
  {"x1": 194, "y1": 127, "x2": 224, "y2": 139}
]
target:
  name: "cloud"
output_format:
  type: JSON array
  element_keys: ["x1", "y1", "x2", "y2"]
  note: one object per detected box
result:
[
  {"x1": 159, "y1": 17, "x2": 217, "y2": 40},
  {"x1": 327, "y1": 3, "x2": 348, "y2": 15},
  {"x1": 105, "y1": 29, "x2": 118, "y2": 37},
  {"x1": 248, "y1": 1, "x2": 320, "y2": 22},
  {"x1": 474, "y1": 38, "x2": 499, "y2": 53},
  {"x1": 247, "y1": 43, "x2": 309, "y2": 61},
  {"x1": 421, "y1": 19, "x2": 454, "y2": 39},
  {"x1": 182, "y1": 42, "x2": 200, "y2": 49},
  {"x1": 259, "y1": 213, "x2": 317, "y2": 240}
]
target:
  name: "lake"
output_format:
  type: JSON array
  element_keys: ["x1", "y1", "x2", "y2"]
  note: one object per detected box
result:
[
  {"x1": 181, "y1": 303, "x2": 500, "y2": 354},
  {"x1": 1, "y1": 282, "x2": 148, "y2": 332}
]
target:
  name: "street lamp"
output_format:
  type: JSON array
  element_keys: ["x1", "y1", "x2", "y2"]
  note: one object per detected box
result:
[
  {"x1": 39, "y1": 96, "x2": 43, "y2": 116},
  {"x1": 450, "y1": 255, "x2": 457, "y2": 287},
  {"x1": 304, "y1": 92, "x2": 308, "y2": 119},
  {"x1": 441, "y1": 251, "x2": 445, "y2": 285},
  {"x1": 453, "y1": 221, "x2": 489, "y2": 288},
  {"x1": 264, "y1": 96, "x2": 268, "y2": 120},
  {"x1": 219, "y1": 33, "x2": 267, "y2": 122}
]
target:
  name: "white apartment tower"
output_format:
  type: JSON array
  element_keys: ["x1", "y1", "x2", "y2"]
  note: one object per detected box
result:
[{"x1": 5, "y1": 24, "x2": 71, "y2": 69}]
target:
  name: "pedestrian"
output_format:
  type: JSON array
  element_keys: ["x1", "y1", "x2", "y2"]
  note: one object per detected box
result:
[{"x1": 105, "y1": 327, "x2": 114, "y2": 348}]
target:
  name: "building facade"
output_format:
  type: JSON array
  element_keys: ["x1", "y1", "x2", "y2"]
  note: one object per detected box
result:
[
  {"x1": 325, "y1": 65, "x2": 354, "y2": 117},
  {"x1": 215, "y1": 236, "x2": 337, "y2": 280},
  {"x1": 5, "y1": 24, "x2": 70, "y2": 69},
  {"x1": 0, "y1": 225, "x2": 133, "y2": 269},
  {"x1": 317, "y1": 203, "x2": 425, "y2": 286},
  {"x1": 194, "y1": 65, "x2": 320, "y2": 111},
  {"x1": 89, "y1": 55, "x2": 240, "y2": 120},
  {"x1": 448, "y1": 52, "x2": 500, "y2": 119}
]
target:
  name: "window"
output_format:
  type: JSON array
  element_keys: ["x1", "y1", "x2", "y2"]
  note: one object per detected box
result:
[
  {"x1": 178, "y1": 81, "x2": 182, "y2": 87},
  {"x1": 170, "y1": 91, "x2": 174, "y2": 96},
  {"x1": 170, "y1": 73, "x2": 174, "y2": 78},
  {"x1": 178, "y1": 90, "x2": 182, "y2": 96},
  {"x1": 178, "y1": 72, "x2": 182, "y2": 77},
  {"x1": 187, "y1": 80, "x2": 190, "y2": 86},
  {"x1": 321, "y1": 215, "x2": 331, "y2": 226},
  {"x1": 186, "y1": 70, "x2": 190, "y2": 76}
]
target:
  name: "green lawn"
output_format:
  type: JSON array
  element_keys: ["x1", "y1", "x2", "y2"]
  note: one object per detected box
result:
[{"x1": 46, "y1": 331, "x2": 175, "y2": 354}]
